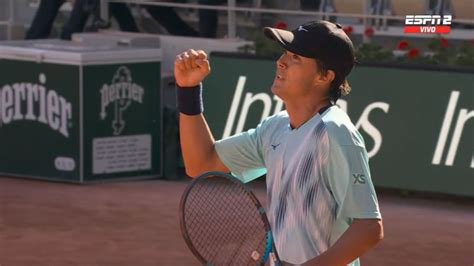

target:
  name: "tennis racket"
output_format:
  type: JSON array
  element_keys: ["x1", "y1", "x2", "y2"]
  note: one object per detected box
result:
[{"x1": 179, "y1": 171, "x2": 281, "y2": 266}]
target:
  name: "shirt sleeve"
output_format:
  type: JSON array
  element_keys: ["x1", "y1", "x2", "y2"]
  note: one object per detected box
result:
[
  {"x1": 214, "y1": 119, "x2": 267, "y2": 183},
  {"x1": 325, "y1": 141, "x2": 382, "y2": 221}
]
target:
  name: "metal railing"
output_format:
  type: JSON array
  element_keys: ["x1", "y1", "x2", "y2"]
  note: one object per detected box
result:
[
  {"x1": 100, "y1": 0, "x2": 474, "y2": 39},
  {"x1": 2, "y1": 0, "x2": 473, "y2": 40},
  {"x1": 0, "y1": 0, "x2": 14, "y2": 40}
]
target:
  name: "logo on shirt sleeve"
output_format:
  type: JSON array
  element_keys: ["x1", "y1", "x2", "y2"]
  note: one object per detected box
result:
[{"x1": 353, "y1": 174, "x2": 366, "y2": 184}]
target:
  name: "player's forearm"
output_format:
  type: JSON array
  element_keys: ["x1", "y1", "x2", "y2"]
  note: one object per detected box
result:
[
  {"x1": 179, "y1": 113, "x2": 220, "y2": 177},
  {"x1": 175, "y1": 49, "x2": 229, "y2": 177},
  {"x1": 303, "y1": 219, "x2": 383, "y2": 266}
]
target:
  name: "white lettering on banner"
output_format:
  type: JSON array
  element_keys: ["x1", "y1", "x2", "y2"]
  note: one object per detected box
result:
[
  {"x1": 37, "y1": 84, "x2": 48, "y2": 124},
  {"x1": 223, "y1": 76, "x2": 246, "y2": 138},
  {"x1": 235, "y1": 93, "x2": 272, "y2": 135},
  {"x1": 222, "y1": 76, "x2": 388, "y2": 158},
  {"x1": 223, "y1": 76, "x2": 284, "y2": 139},
  {"x1": 13, "y1": 83, "x2": 26, "y2": 120},
  {"x1": 353, "y1": 102, "x2": 390, "y2": 158},
  {"x1": 0, "y1": 73, "x2": 72, "y2": 138},
  {"x1": 1, "y1": 85, "x2": 13, "y2": 124},
  {"x1": 446, "y1": 109, "x2": 474, "y2": 166},
  {"x1": 432, "y1": 91, "x2": 473, "y2": 168},
  {"x1": 100, "y1": 66, "x2": 144, "y2": 135},
  {"x1": 47, "y1": 90, "x2": 60, "y2": 130}
]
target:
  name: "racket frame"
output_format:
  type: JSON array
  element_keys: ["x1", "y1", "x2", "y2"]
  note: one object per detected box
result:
[{"x1": 179, "y1": 171, "x2": 280, "y2": 265}]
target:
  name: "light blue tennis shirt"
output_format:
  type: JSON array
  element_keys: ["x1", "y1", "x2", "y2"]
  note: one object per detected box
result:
[{"x1": 215, "y1": 105, "x2": 381, "y2": 265}]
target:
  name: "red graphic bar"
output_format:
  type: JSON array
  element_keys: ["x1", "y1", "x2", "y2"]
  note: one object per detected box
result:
[{"x1": 404, "y1": 26, "x2": 451, "y2": 33}]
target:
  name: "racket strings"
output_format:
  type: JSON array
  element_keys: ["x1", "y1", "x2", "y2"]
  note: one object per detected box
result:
[{"x1": 183, "y1": 177, "x2": 269, "y2": 265}]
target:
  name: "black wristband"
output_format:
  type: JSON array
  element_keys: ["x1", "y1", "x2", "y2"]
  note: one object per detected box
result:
[{"x1": 177, "y1": 83, "x2": 204, "y2": 115}]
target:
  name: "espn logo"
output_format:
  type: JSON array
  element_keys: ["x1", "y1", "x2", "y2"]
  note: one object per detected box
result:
[{"x1": 404, "y1": 15, "x2": 452, "y2": 34}]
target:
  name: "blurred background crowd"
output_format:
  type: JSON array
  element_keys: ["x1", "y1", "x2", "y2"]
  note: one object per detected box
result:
[{"x1": 0, "y1": 0, "x2": 472, "y2": 67}]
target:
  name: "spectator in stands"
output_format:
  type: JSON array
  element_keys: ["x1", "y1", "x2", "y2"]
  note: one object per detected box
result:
[
  {"x1": 197, "y1": 0, "x2": 222, "y2": 38},
  {"x1": 138, "y1": 0, "x2": 222, "y2": 38},
  {"x1": 197, "y1": 0, "x2": 322, "y2": 38},
  {"x1": 198, "y1": 0, "x2": 257, "y2": 38},
  {"x1": 300, "y1": 0, "x2": 321, "y2": 10},
  {"x1": 144, "y1": 4, "x2": 199, "y2": 37},
  {"x1": 26, "y1": 0, "x2": 138, "y2": 40}
]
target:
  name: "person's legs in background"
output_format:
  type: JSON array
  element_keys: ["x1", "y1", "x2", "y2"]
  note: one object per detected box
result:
[
  {"x1": 110, "y1": 3, "x2": 139, "y2": 32},
  {"x1": 198, "y1": 0, "x2": 225, "y2": 38},
  {"x1": 60, "y1": 0, "x2": 93, "y2": 39},
  {"x1": 25, "y1": 0, "x2": 65, "y2": 39},
  {"x1": 300, "y1": 0, "x2": 321, "y2": 10},
  {"x1": 61, "y1": 0, "x2": 139, "y2": 39},
  {"x1": 145, "y1": 6, "x2": 198, "y2": 36}
]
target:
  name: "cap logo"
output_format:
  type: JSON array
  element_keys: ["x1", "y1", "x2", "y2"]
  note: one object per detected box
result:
[{"x1": 298, "y1": 26, "x2": 309, "y2": 32}]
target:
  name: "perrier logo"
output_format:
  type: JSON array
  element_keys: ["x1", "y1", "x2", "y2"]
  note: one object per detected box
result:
[
  {"x1": 0, "y1": 73, "x2": 72, "y2": 138},
  {"x1": 100, "y1": 66, "x2": 144, "y2": 135}
]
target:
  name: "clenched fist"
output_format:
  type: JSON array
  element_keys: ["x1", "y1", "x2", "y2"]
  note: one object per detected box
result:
[{"x1": 174, "y1": 49, "x2": 210, "y2": 87}]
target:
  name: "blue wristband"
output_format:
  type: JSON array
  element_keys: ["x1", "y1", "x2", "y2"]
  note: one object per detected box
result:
[{"x1": 177, "y1": 83, "x2": 204, "y2": 115}]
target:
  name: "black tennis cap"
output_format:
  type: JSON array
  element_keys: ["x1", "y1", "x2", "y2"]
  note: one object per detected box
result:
[{"x1": 263, "y1": 20, "x2": 356, "y2": 79}]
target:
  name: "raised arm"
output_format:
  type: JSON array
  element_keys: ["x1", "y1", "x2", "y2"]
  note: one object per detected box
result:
[{"x1": 174, "y1": 49, "x2": 229, "y2": 177}]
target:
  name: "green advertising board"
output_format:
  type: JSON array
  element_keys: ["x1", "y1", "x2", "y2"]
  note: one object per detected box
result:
[
  {"x1": 0, "y1": 40, "x2": 162, "y2": 182},
  {"x1": 203, "y1": 52, "x2": 473, "y2": 197},
  {"x1": 0, "y1": 60, "x2": 81, "y2": 180}
]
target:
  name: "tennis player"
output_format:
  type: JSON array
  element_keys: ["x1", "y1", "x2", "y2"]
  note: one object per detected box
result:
[{"x1": 175, "y1": 20, "x2": 383, "y2": 266}]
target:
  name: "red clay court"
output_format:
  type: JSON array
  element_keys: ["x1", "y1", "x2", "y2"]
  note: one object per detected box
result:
[{"x1": 0, "y1": 176, "x2": 472, "y2": 266}]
